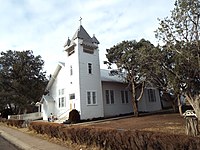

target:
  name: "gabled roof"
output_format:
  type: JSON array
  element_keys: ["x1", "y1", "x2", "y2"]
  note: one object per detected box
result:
[
  {"x1": 43, "y1": 95, "x2": 55, "y2": 102},
  {"x1": 40, "y1": 94, "x2": 55, "y2": 103},
  {"x1": 44, "y1": 64, "x2": 126, "y2": 94}
]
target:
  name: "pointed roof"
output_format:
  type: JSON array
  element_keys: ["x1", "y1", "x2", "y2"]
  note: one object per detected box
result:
[
  {"x1": 92, "y1": 35, "x2": 100, "y2": 44},
  {"x1": 64, "y1": 37, "x2": 71, "y2": 47},
  {"x1": 72, "y1": 25, "x2": 93, "y2": 43},
  {"x1": 64, "y1": 25, "x2": 99, "y2": 49}
]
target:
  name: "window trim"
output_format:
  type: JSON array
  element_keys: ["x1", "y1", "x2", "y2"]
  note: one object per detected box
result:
[
  {"x1": 83, "y1": 48, "x2": 94, "y2": 54},
  {"x1": 105, "y1": 90, "x2": 115, "y2": 104},
  {"x1": 59, "y1": 97, "x2": 66, "y2": 108},
  {"x1": 58, "y1": 89, "x2": 66, "y2": 108},
  {"x1": 125, "y1": 91, "x2": 129, "y2": 103},
  {"x1": 86, "y1": 91, "x2": 97, "y2": 105},
  {"x1": 58, "y1": 88, "x2": 65, "y2": 95},
  {"x1": 70, "y1": 65, "x2": 73, "y2": 76},
  {"x1": 148, "y1": 89, "x2": 156, "y2": 102},
  {"x1": 67, "y1": 47, "x2": 75, "y2": 56},
  {"x1": 69, "y1": 93, "x2": 75, "y2": 100},
  {"x1": 121, "y1": 90, "x2": 129, "y2": 104},
  {"x1": 121, "y1": 91, "x2": 125, "y2": 103},
  {"x1": 88, "y1": 63, "x2": 92, "y2": 74},
  {"x1": 106, "y1": 90, "x2": 110, "y2": 104}
]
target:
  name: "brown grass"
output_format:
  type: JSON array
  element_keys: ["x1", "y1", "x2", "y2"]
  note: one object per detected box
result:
[{"x1": 3, "y1": 112, "x2": 200, "y2": 150}]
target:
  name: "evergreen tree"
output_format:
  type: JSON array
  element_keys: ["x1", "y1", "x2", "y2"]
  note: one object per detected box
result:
[
  {"x1": 155, "y1": 0, "x2": 200, "y2": 118},
  {"x1": 0, "y1": 50, "x2": 47, "y2": 114},
  {"x1": 105, "y1": 39, "x2": 157, "y2": 116}
]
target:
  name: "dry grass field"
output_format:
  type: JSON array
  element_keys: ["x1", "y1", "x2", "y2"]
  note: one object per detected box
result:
[
  {"x1": 7, "y1": 111, "x2": 200, "y2": 150},
  {"x1": 80, "y1": 112, "x2": 187, "y2": 135}
]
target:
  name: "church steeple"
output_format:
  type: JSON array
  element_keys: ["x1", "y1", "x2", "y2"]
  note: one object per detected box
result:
[
  {"x1": 64, "y1": 24, "x2": 99, "y2": 51},
  {"x1": 63, "y1": 22, "x2": 103, "y2": 120},
  {"x1": 72, "y1": 25, "x2": 92, "y2": 42}
]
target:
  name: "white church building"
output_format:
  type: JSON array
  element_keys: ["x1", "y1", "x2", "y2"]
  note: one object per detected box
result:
[{"x1": 41, "y1": 25, "x2": 162, "y2": 121}]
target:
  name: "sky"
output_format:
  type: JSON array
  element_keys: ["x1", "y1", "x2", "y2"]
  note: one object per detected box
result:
[{"x1": 0, "y1": 0, "x2": 175, "y2": 75}]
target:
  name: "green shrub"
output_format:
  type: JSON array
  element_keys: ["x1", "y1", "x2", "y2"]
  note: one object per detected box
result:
[{"x1": 68, "y1": 109, "x2": 80, "y2": 124}]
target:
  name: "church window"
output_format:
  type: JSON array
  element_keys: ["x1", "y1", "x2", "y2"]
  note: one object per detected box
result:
[
  {"x1": 69, "y1": 93, "x2": 75, "y2": 100},
  {"x1": 92, "y1": 91, "x2": 96, "y2": 104},
  {"x1": 83, "y1": 48, "x2": 94, "y2": 54},
  {"x1": 105, "y1": 90, "x2": 115, "y2": 104},
  {"x1": 59, "y1": 97, "x2": 66, "y2": 108},
  {"x1": 58, "y1": 89, "x2": 64, "y2": 95},
  {"x1": 61, "y1": 89, "x2": 64, "y2": 95},
  {"x1": 125, "y1": 91, "x2": 129, "y2": 103},
  {"x1": 105, "y1": 90, "x2": 109, "y2": 104},
  {"x1": 121, "y1": 91, "x2": 129, "y2": 104},
  {"x1": 87, "y1": 92, "x2": 91, "y2": 104},
  {"x1": 88, "y1": 63, "x2": 92, "y2": 74},
  {"x1": 58, "y1": 89, "x2": 66, "y2": 108},
  {"x1": 148, "y1": 89, "x2": 156, "y2": 102},
  {"x1": 121, "y1": 91, "x2": 125, "y2": 103},
  {"x1": 70, "y1": 65, "x2": 73, "y2": 76},
  {"x1": 68, "y1": 48, "x2": 75, "y2": 56},
  {"x1": 87, "y1": 91, "x2": 97, "y2": 105}
]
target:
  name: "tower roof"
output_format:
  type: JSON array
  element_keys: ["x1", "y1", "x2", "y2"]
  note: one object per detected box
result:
[
  {"x1": 63, "y1": 37, "x2": 71, "y2": 47},
  {"x1": 64, "y1": 25, "x2": 99, "y2": 48},
  {"x1": 92, "y1": 35, "x2": 100, "y2": 44},
  {"x1": 72, "y1": 25, "x2": 93, "y2": 43}
]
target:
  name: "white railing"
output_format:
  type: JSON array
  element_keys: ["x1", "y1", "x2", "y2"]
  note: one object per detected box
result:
[
  {"x1": 53, "y1": 109, "x2": 71, "y2": 123},
  {"x1": 8, "y1": 112, "x2": 43, "y2": 120},
  {"x1": 57, "y1": 109, "x2": 70, "y2": 120}
]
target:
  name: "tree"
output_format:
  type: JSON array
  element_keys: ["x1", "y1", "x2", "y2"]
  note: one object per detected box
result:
[
  {"x1": 0, "y1": 50, "x2": 47, "y2": 114},
  {"x1": 155, "y1": 0, "x2": 200, "y2": 119},
  {"x1": 105, "y1": 39, "x2": 157, "y2": 116}
]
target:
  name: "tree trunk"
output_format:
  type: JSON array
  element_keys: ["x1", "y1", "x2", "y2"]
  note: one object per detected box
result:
[
  {"x1": 171, "y1": 103, "x2": 176, "y2": 112},
  {"x1": 177, "y1": 95, "x2": 183, "y2": 116},
  {"x1": 185, "y1": 94, "x2": 200, "y2": 120},
  {"x1": 132, "y1": 81, "x2": 139, "y2": 117},
  {"x1": 8, "y1": 103, "x2": 13, "y2": 113},
  {"x1": 184, "y1": 94, "x2": 200, "y2": 136},
  {"x1": 185, "y1": 117, "x2": 199, "y2": 136}
]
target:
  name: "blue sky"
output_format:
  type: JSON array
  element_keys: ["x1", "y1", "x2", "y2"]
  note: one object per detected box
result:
[{"x1": 0, "y1": 0, "x2": 175, "y2": 74}]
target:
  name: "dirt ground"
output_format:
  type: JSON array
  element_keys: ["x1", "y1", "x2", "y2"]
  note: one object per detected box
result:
[{"x1": 79, "y1": 112, "x2": 188, "y2": 136}]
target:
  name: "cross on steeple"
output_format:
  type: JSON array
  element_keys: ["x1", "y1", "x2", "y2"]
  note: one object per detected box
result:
[{"x1": 79, "y1": 17, "x2": 82, "y2": 25}]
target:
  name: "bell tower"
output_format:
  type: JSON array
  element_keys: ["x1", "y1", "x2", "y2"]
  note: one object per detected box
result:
[{"x1": 63, "y1": 23, "x2": 104, "y2": 119}]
